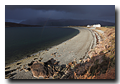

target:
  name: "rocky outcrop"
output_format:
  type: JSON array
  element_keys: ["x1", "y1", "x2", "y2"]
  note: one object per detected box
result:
[{"x1": 30, "y1": 61, "x2": 46, "y2": 78}]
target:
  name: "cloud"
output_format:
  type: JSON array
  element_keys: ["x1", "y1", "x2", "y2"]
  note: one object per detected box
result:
[
  {"x1": 5, "y1": 5, "x2": 115, "y2": 14},
  {"x1": 5, "y1": 8, "x2": 40, "y2": 20},
  {"x1": 5, "y1": 5, "x2": 115, "y2": 23},
  {"x1": 5, "y1": 5, "x2": 86, "y2": 14}
]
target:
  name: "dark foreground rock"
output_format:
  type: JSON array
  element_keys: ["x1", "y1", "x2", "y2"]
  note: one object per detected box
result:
[
  {"x1": 30, "y1": 61, "x2": 46, "y2": 78},
  {"x1": 29, "y1": 58, "x2": 69, "y2": 79}
]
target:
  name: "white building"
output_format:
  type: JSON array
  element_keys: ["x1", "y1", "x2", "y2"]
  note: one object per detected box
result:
[
  {"x1": 93, "y1": 24, "x2": 101, "y2": 27},
  {"x1": 87, "y1": 24, "x2": 101, "y2": 28}
]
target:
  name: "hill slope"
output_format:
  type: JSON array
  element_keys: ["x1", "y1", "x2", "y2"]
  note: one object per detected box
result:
[{"x1": 5, "y1": 22, "x2": 42, "y2": 27}]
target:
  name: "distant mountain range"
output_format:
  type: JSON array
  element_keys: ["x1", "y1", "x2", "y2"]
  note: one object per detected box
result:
[
  {"x1": 5, "y1": 22, "x2": 42, "y2": 27},
  {"x1": 20, "y1": 18, "x2": 115, "y2": 26}
]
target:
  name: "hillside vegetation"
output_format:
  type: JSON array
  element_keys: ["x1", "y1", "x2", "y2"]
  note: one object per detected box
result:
[
  {"x1": 42, "y1": 27, "x2": 115, "y2": 79},
  {"x1": 51, "y1": 27, "x2": 115, "y2": 79}
]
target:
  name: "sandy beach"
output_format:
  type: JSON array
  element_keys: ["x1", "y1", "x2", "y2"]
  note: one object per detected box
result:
[{"x1": 5, "y1": 27, "x2": 100, "y2": 79}]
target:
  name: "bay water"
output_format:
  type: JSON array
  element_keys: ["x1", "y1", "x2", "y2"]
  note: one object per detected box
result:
[{"x1": 5, "y1": 26, "x2": 79, "y2": 65}]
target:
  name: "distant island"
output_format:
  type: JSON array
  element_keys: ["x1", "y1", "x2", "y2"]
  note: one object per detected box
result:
[{"x1": 5, "y1": 22, "x2": 43, "y2": 27}]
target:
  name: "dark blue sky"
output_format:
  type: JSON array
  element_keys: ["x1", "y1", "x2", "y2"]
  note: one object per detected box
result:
[{"x1": 5, "y1": 5, "x2": 115, "y2": 23}]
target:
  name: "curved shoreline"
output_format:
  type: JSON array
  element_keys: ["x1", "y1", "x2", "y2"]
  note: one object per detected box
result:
[
  {"x1": 5, "y1": 27, "x2": 79, "y2": 66},
  {"x1": 5, "y1": 27, "x2": 101, "y2": 79}
]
